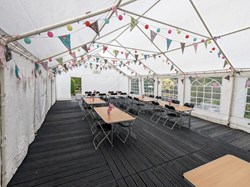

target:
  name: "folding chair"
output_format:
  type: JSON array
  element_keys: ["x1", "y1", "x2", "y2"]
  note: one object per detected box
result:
[
  {"x1": 117, "y1": 108, "x2": 138, "y2": 143},
  {"x1": 150, "y1": 101, "x2": 165, "y2": 123},
  {"x1": 163, "y1": 105, "x2": 181, "y2": 130},
  {"x1": 92, "y1": 120, "x2": 112, "y2": 150}
]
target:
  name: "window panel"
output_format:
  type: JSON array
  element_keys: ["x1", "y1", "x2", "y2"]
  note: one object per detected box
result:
[
  {"x1": 161, "y1": 78, "x2": 178, "y2": 99},
  {"x1": 144, "y1": 78, "x2": 154, "y2": 95},
  {"x1": 245, "y1": 78, "x2": 250, "y2": 119},
  {"x1": 190, "y1": 77, "x2": 222, "y2": 112},
  {"x1": 131, "y1": 78, "x2": 139, "y2": 94}
]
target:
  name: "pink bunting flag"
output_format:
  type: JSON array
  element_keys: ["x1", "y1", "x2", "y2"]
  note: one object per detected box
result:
[
  {"x1": 112, "y1": 5, "x2": 118, "y2": 17},
  {"x1": 245, "y1": 80, "x2": 250, "y2": 88},
  {"x1": 125, "y1": 52, "x2": 129, "y2": 59},
  {"x1": 90, "y1": 21, "x2": 99, "y2": 35},
  {"x1": 193, "y1": 43, "x2": 198, "y2": 53},
  {"x1": 150, "y1": 30, "x2": 157, "y2": 43},
  {"x1": 41, "y1": 61, "x2": 48, "y2": 70},
  {"x1": 103, "y1": 46, "x2": 108, "y2": 53},
  {"x1": 70, "y1": 52, "x2": 77, "y2": 63}
]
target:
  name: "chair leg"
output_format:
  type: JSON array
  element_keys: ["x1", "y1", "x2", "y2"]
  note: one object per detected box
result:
[
  {"x1": 150, "y1": 113, "x2": 158, "y2": 123},
  {"x1": 93, "y1": 131, "x2": 111, "y2": 150}
]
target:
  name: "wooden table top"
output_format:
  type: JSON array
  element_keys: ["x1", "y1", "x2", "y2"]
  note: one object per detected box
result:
[
  {"x1": 137, "y1": 96, "x2": 155, "y2": 102},
  {"x1": 94, "y1": 107, "x2": 135, "y2": 124},
  {"x1": 158, "y1": 100, "x2": 192, "y2": 112},
  {"x1": 83, "y1": 97, "x2": 106, "y2": 105},
  {"x1": 183, "y1": 154, "x2": 250, "y2": 187}
]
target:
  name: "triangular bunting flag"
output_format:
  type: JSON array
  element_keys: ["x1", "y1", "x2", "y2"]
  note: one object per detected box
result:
[
  {"x1": 204, "y1": 40, "x2": 208, "y2": 49},
  {"x1": 113, "y1": 50, "x2": 119, "y2": 57},
  {"x1": 139, "y1": 61, "x2": 142, "y2": 65},
  {"x1": 188, "y1": 76, "x2": 192, "y2": 82},
  {"x1": 130, "y1": 17, "x2": 138, "y2": 31},
  {"x1": 125, "y1": 52, "x2": 129, "y2": 59},
  {"x1": 58, "y1": 70, "x2": 61, "y2": 75},
  {"x1": 63, "y1": 64, "x2": 68, "y2": 71},
  {"x1": 82, "y1": 44, "x2": 88, "y2": 53},
  {"x1": 90, "y1": 21, "x2": 99, "y2": 35},
  {"x1": 225, "y1": 75, "x2": 230, "y2": 81},
  {"x1": 103, "y1": 45, "x2": 108, "y2": 53},
  {"x1": 87, "y1": 55, "x2": 91, "y2": 60},
  {"x1": 135, "y1": 54, "x2": 139, "y2": 61},
  {"x1": 150, "y1": 30, "x2": 157, "y2": 43},
  {"x1": 193, "y1": 43, "x2": 198, "y2": 53},
  {"x1": 218, "y1": 50, "x2": 222, "y2": 58},
  {"x1": 180, "y1": 43, "x2": 186, "y2": 54},
  {"x1": 15, "y1": 64, "x2": 21, "y2": 79},
  {"x1": 111, "y1": 5, "x2": 118, "y2": 17},
  {"x1": 104, "y1": 59, "x2": 108, "y2": 64},
  {"x1": 58, "y1": 34, "x2": 71, "y2": 51},
  {"x1": 56, "y1": 57, "x2": 63, "y2": 65},
  {"x1": 144, "y1": 54, "x2": 147, "y2": 60},
  {"x1": 170, "y1": 64, "x2": 174, "y2": 71},
  {"x1": 96, "y1": 57, "x2": 100, "y2": 62},
  {"x1": 70, "y1": 52, "x2": 77, "y2": 63},
  {"x1": 181, "y1": 79, "x2": 184, "y2": 84},
  {"x1": 153, "y1": 54, "x2": 156, "y2": 59},
  {"x1": 223, "y1": 60, "x2": 228, "y2": 68},
  {"x1": 41, "y1": 61, "x2": 48, "y2": 70},
  {"x1": 166, "y1": 38, "x2": 172, "y2": 51},
  {"x1": 245, "y1": 80, "x2": 250, "y2": 88}
]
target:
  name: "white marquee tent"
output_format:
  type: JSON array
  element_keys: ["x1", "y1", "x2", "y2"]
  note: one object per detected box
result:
[{"x1": 0, "y1": 0, "x2": 250, "y2": 186}]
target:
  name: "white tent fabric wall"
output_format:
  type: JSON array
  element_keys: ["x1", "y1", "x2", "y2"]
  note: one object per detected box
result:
[
  {"x1": 56, "y1": 66, "x2": 129, "y2": 100},
  {"x1": 0, "y1": 52, "x2": 56, "y2": 186}
]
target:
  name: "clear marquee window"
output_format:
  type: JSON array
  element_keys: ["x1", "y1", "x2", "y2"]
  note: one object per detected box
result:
[
  {"x1": 244, "y1": 78, "x2": 250, "y2": 119},
  {"x1": 190, "y1": 77, "x2": 222, "y2": 112},
  {"x1": 130, "y1": 78, "x2": 139, "y2": 94},
  {"x1": 161, "y1": 78, "x2": 178, "y2": 101},
  {"x1": 144, "y1": 78, "x2": 154, "y2": 95}
]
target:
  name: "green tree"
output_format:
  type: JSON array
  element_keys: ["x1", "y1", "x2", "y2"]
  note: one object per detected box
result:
[{"x1": 71, "y1": 78, "x2": 76, "y2": 95}]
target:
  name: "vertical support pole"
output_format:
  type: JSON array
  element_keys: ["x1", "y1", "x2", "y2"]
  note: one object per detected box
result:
[{"x1": 228, "y1": 72, "x2": 236, "y2": 126}]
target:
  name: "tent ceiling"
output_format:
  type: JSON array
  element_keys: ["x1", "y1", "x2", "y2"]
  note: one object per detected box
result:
[{"x1": 1, "y1": 0, "x2": 250, "y2": 75}]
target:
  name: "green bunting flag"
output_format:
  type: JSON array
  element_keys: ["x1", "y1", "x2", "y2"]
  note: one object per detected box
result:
[
  {"x1": 166, "y1": 38, "x2": 172, "y2": 51},
  {"x1": 96, "y1": 57, "x2": 100, "y2": 62},
  {"x1": 153, "y1": 54, "x2": 156, "y2": 59},
  {"x1": 130, "y1": 17, "x2": 138, "y2": 31},
  {"x1": 15, "y1": 64, "x2": 21, "y2": 79},
  {"x1": 56, "y1": 57, "x2": 63, "y2": 66},
  {"x1": 223, "y1": 60, "x2": 228, "y2": 68},
  {"x1": 144, "y1": 54, "x2": 147, "y2": 60},
  {"x1": 58, "y1": 34, "x2": 71, "y2": 51},
  {"x1": 113, "y1": 50, "x2": 119, "y2": 57}
]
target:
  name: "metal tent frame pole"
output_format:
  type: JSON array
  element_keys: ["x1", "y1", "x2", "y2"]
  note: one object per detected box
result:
[
  {"x1": 136, "y1": 25, "x2": 185, "y2": 75},
  {"x1": 4, "y1": 0, "x2": 137, "y2": 44}
]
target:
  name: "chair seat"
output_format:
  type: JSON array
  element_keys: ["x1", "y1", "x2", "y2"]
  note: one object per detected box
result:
[
  {"x1": 136, "y1": 103, "x2": 145, "y2": 106},
  {"x1": 154, "y1": 109, "x2": 165, "y2": 112},
  {"x1": 167, "y1": 113, "x2": 178, "y2": 117},
  {"x1": 97, "y1": 123, "x2": 112, "y2": 131},
  {"x1": 118, "y1": 122, "x2": 132, "y2": 127}
]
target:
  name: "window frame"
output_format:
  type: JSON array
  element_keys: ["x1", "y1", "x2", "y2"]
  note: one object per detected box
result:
[
  {"x1": 161, "y1": 77, "x2": 178, "y2": 101},
  {"x1": 130, "y1": 78, "x2": 139, "y2": 95}
]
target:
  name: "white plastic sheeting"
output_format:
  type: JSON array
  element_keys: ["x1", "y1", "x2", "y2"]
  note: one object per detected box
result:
[
  {"x1": 56, "y1": 67, "x2": 128, "y2": 100},
  {"x1": 0, "y1": 52, "x2": 56, "y2": 186},
  {"x1": 0, "y1": 0, "x2": 249, "y2": 75}
]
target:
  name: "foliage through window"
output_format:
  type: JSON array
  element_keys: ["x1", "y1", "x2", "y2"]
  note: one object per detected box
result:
[
  {"x1": 161, "y1": 78, "x2": 178, "y2": 100},
  {"x1": 131, "y1": 78, "x2": 139, "y2": 95},
  {"x1": 190, "y1": 77, "x2": 222, "y2": 112},
  {"x1": 244, "y1": 78, "x2": 250, "y2": 119},
  {"x1": 144, "y1": 78, "x2": 154, "y2": 95}
]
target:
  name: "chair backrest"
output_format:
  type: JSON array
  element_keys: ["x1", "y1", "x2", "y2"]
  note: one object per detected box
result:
[
  {"x1": 149, "y1": 95, "x2": 154, "y2": 98},
  {"x1": 184, "y1": 103, "x2": 194, "y2": 108},
  {"x1": 128, "y1": 108, "x2": 138, "y2": 116},
  {"x1": 130, "y1": 91, "x2": 134, "y2": 94},
  {"x1": 128, "y1": 96, "x2": 133, "y2": 99},
  {"x1": 155, "y1": 96, "x2": 162, "y2": 99},
  {"x1": 119, "y1": 104, "x2": 127, "y2": 110},
  {"x1": 152, "y1": 101, "x2": 159, "y2": 105},
  {"x1": 87, "y1": 93, "x2": 91, "y2": 96},
  {"x1": 172, "y1": 99, "x2": 180, "y2": 104},
  {"x1": 121, "y1": 92, "x2": 127, "y2": 95},
  {"x1": 134, "y1": 97, "x2": 139, "y2": 101},
  {"x1": 165, "y1": 105, "x2": 176, "y2": 111}
]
